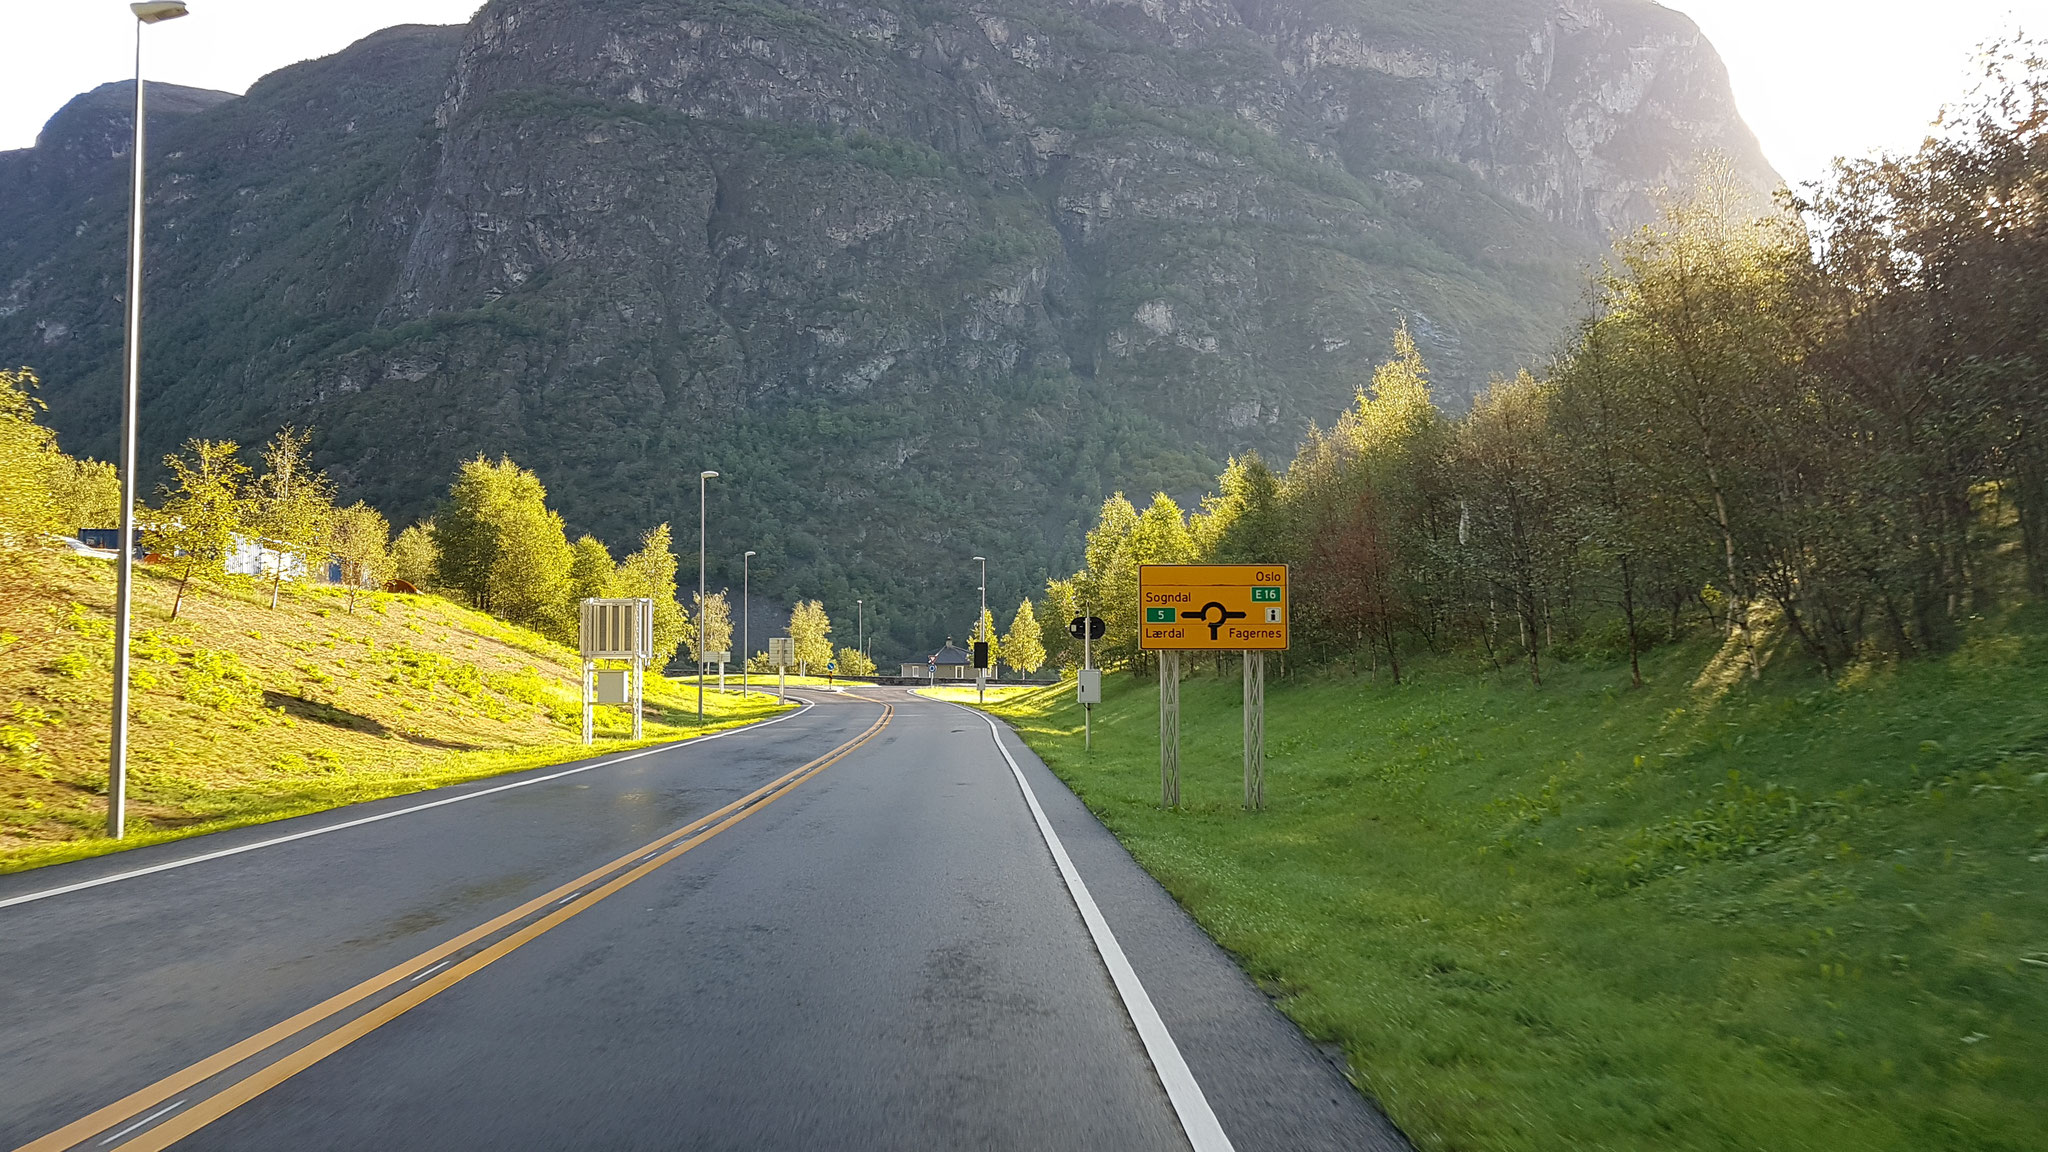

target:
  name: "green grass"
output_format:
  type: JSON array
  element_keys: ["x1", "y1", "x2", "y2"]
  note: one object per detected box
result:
[
  {"x1": 0, "y1": 553, "x2": 791, "y2": 873},
  {"x1": 975, "y1": 615, "x2": 2048, "y2": 1152}
]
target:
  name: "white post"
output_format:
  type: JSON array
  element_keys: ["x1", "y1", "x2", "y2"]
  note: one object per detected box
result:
[
  {"x1": 632, "y1": 655, "x2": 644, "y2": 740},
  {"x1": 718, "y1": 660, "x2": 726, "y2": 693},
  {"x1": 582, "y1": 659, "x2": 594, "y2": 746},
  {"x1": 1083, "y1": 608, "x2": 1092, "y2": 753}
]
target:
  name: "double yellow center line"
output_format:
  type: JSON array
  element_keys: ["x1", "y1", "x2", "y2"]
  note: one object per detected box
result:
[{"x1": 17, "y1": 704, "x2": 892, "y2": 1152}]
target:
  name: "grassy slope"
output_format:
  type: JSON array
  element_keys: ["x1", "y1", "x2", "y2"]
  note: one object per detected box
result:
[
  {"x1": 978, "y1": 616, "x2": 2048, "y2": 1152},
  {"x1": 0, "y1": 552, "x2": 789, "y2": 873}
]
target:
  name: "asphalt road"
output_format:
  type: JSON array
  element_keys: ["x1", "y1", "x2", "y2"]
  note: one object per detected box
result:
[{"x1": 0, "y1": 689, "x2": 1411, "y2": 1151}]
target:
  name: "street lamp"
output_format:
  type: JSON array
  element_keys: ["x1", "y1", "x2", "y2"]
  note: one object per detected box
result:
[
  {"x1": 698, "y1": 470, "x2": 718, "y2": 721},
  {"x1": 856, "y1": 598, "x2": 863, "y2": 668},
  {"x1": 972, "y1": 555, "x2": 987, "y2": 703},
  {"x1": 742, "y1": 550, "x2": 755, "y2": 700},
  {"x1": 109, "y1": 0, "x2": 192, "y2": 840}
]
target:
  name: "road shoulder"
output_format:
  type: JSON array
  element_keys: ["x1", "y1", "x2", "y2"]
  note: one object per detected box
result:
[{"x1": 974, "y1": 707, "x2": 1414, "y2": 1152}]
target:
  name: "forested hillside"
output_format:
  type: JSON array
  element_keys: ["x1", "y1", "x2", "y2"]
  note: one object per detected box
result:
[
  {"x1": 1038, "y1": 44, "x2": 2048, "y2": 685},
  {"x1": 0, "y1": 0, "x2": 1772, "y2": 660}
]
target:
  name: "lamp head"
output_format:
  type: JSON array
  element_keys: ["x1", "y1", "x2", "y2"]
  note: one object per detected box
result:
[
  {"x1": 701, "y1": 470, "x2": 719, "y2": 479},
  {"x1": 744, "y1": 550, "x2": 756, "y2": 558},
  {"x1": 132, "y1": 2, "x2": 189, "y2": 23},
  {"x1": 972, "y1": 555, "x2": 985, "y2": 562}
]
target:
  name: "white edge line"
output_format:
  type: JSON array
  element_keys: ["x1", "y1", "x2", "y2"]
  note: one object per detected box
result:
[
  {"x1": 955, "y1": 702, "x2": 1236, "y2": 1152},
  {"x1": 0, "y1": 701, "x2": 816, "y2": 911}
]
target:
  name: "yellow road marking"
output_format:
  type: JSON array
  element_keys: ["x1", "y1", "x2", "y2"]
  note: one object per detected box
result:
[{"x1": 14, "y1": 706, "x2": 890, "y2": 1152}]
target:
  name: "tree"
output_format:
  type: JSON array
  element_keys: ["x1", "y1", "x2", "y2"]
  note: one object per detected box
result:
[
  {"x1": 1299, "y1": 487, "x2": 1403, "y2": 679},
  {"x1": 568, "y1": 535, "x2": 615, "y2": 604},
  {"x1": 391, "y1": 521, "x2": 437, "y2": 590},
  {"x1": 974, "y1": 607, "x2": 1000, "y2": 671},
  {"x1": 432, "y1": 456, "x2": 574, "y2": 636},
  {"x1": 835, "y1": 646, "x2": 876, "y2": 677},
  {"x1": 613, "y1": 523, "x2": 691, "y2": 666},
  {"x1": 1453, "y1": 373, "x2": 1572, "y2": 686},
  {"x1": 688, "y1": 590, "x2": 733, "y2": 664},
  {"x1": 48, "y1": 456, "x2": 121, "y2": 534},
  {"x1": 489, "y1": 491, "x2": 575, "y2": 638},
  {"x1": 145, "y1": 439, "x2": 249, "y2": 620},
  {"x1": 329, "y1": 502, "x2": 392, "y2": 614},
  {"x1": 789, "y1": 600, "x2": 832, "y2": 675},
  {"x1": 1199, "y1": 454, "x2": 1287, "y2": 564},
  {"x1": 1003, "y1": 598, "x2": 1045, "y2": 675},
  {"x1": 252, "y1": 426, "x2": 336, "y2": 609},
  {"x1": 1579, "y1": 180, "x2": 1815, "y2": 676},
  {"x1": 1039, "y1": 578, "x2": 1080, "y2": 672},
  {"x1": 435, "y1": 458, "x2": 511, "y2": 609},
  {"x1": 0, "y1": 367, "x2": 57, "y2": 547},
  {"x1": 1075, "y1": 495, "x2": 1142, "y2": 667}
]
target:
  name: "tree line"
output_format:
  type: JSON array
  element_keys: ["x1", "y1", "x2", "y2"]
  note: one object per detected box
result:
[
  {"x1": 0, "y1": 385, "x2": 894, "y2": 675},
  {"x1": 1036, "y1": 45, "x2": 2047, "y2": 685}
]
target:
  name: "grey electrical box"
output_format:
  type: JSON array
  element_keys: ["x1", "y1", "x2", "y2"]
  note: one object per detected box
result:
[
  {"x1": 1077, "y1": 669, "x2": 1102, "y2": 705},
  {"x1": 593, "y1": 670, "x2": 631, "y2": 704}
]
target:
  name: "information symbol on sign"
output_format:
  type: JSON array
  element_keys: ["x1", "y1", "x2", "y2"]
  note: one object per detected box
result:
[
  {"x1": 1252, "y1": 586, "x2": 1282, "y2": 602},
  {"x1": 1144, "y1": 607, "x2": 1177, "y2": 623},
  {"x1": 1265, "y1": 607, "x2": 1282, "y2": 623}
]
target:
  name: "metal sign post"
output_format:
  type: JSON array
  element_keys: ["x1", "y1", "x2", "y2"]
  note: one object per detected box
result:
[
  {"x1": 1137, "y1": 565, "x2": 1287, "y2": 811},
  {"x1": 768, "y1": 637, "x2": 794, "y2": 702},
  {"x1": 1159, "y1": 650, "x2": 1181, "y2": 807},
  {"x1": 1243, "y1": 651, "x2": 1264, "y2": 809},
  {"x1": 582, "y1": 660, "x2": 594, "y2": 745}
]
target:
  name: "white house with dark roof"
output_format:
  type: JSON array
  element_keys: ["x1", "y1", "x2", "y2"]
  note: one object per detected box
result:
[{"x1": 899, "y1": 640, "x2": 975, "y2": 681}]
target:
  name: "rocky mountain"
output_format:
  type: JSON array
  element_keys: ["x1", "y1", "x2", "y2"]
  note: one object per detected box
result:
[{"x1": 0, "y1": 0, "x2": 1772, "y2": 656}]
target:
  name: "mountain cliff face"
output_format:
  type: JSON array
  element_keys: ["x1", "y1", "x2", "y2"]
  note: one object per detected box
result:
[{"x1": 0, "y1": 0, "x2": 1771, "y2": 653}]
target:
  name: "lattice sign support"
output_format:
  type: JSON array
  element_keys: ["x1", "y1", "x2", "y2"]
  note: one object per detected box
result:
[
  {"x1": 579, "y1": 598, "x2": 654, "y2": 745},
  {"x1": 1243, "y1": 651, "x2": 1265, "y2": 810},
  {"x1": 1159, "y1": 650, "x2": 1181, "y2": 808}
]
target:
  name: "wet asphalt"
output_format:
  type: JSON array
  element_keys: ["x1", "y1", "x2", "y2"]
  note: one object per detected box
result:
[{"x1": 0, "y1": 689, "x2": 1410, "y2": 1151}]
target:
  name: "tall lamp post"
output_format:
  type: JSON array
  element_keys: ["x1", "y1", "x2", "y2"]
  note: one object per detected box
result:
[
  {"x1": 856, "y1": 598, "x2": 863, "y2": 669},
  {"x1": 742, "y1": 550, "x2": 755, "y2": 700},
  {"x1": 698, "y1": 470, "x2": 718, "y2": 721},
  {"x1": 109, "y1": 0, "x2": 191, "y2": 840},
  {"x1": 972, "y1": 555, "x2": 987, "y2": 704}
]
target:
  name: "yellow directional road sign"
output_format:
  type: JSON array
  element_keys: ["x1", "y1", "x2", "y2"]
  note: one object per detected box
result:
[{"x1": 1139, "y1": 564, "x2": 1289, "y2": 650}]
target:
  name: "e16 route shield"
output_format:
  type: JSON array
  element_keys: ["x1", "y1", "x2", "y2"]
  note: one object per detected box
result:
[{"x1": 1139, "y1": 565, "x2": 1289, "y2": 650}]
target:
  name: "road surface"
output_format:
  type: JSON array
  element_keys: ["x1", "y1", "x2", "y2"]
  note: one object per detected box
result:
[{"x1": 0, "y1": 688, "x2": 1409, "y2": 1151}]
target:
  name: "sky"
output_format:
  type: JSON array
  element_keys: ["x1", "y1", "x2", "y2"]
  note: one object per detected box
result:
[{"x1": 0, "y1": 0, "x2": 2033, "y2": 189}]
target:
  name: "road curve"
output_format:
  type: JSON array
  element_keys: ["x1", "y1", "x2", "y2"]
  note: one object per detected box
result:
[{"x1": 0, "y1": 688, "x2": 1408, "y2": 1151}]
